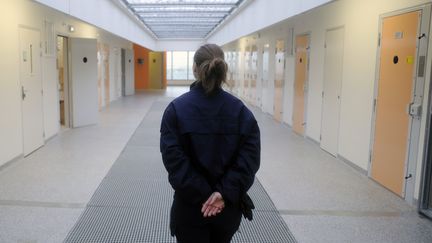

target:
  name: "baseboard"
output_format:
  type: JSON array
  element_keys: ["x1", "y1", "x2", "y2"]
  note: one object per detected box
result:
[
  {"x1": 306, "y1": 135, "x2": 320, "y2": 146},
  {"x1": 135, "y1": 89, "x2": 165, "y2": 92},
  {"x1": 282, "y1": 122, "x2": 292, "y2": 129},
  {"x1": 45, "y1": 133, "x2": 57, "y2": 143},
  {"x1": 0, "y1": 154, "x2": 24, "y2": 172},
  {"x1": 167, "y1": 80, "x2": 194, "y2": 86},
  {"x1": 337, "y1": 154, "x2": 368, "y2": 176},
  {"x1": 413, "y1": 198, "x2": 418, "y2": 207}
]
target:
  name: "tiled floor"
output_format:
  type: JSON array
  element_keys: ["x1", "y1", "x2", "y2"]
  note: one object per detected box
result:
[{"x1": 0, "y1": 86, "x2": 431, "y2": 243}]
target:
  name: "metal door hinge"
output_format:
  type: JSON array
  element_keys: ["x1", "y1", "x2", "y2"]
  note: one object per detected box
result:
[
  {"x1": 21, "y1": 86, "x2": 26, "y2": 100},
  {"x1": 373, "y1": 98, "x2": 377, "y2": 111},
  {"x1": 320, "y1": 134, "x2": 322, "y2": 141},
  {"x1": 369, "y1": 151, "x2": 372, "y2": 163},
  {"x1": 418, "y1": 33, "x2": 426, "y2": 40},
  {"x1": 378, "y1": 33, "x2": 381, "y2": 47}
]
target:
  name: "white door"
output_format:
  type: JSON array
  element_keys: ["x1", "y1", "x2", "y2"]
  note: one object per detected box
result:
[
  {"x1": 321, "y1": 27, "x2": 345, "y2": 156},
  {"x1": 262, "y1": 45, "x2": 270, "y2": 111},
  {"x1": 113, "y1": 48, "x2": 121, "y2": 99},
  {"x1": 236, "y1": 52, "x2": 242, "y2": 97},
  {"x1": 19, "y1": 28, "x2": 44, "y2": 156},
  {"x1": 70, "y1": 38, "x2": 98, "y2": 127},
  {"x1": 125, "y1": 49, "x2": 134, "y2": 96},
  {"x1": 256, "y1": 47, "x2": 263, "y2": 107}
]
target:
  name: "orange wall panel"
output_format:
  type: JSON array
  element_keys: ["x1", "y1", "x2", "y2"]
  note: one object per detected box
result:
[{"x1": 133, "y1": 44, "x2": 150, "y2": 90}]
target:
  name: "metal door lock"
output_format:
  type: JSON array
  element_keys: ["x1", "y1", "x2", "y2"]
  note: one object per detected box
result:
[{"x1": 408, "y1": 103, "x2": 422, "y2": 118}]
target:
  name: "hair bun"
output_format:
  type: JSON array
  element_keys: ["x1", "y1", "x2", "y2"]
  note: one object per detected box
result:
[{"x1": 209, "y1": 57, "x2": 227, "y2": 72}]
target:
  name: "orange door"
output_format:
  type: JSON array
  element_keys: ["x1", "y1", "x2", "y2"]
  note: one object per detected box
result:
[
  {"x1": 371, "y1": 11, "x2": 420, "y2": 197},
  {"x1": 274, "y1": 40, "x2": 285, "y2": 122},
  {"x1": 293, "y1": 35, "x2": 309, "y2": 135}
]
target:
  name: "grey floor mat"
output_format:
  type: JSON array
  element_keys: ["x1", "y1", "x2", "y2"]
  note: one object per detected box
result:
[{"x1": 64, "y1": 101, "x2": 297, "y2": 243}]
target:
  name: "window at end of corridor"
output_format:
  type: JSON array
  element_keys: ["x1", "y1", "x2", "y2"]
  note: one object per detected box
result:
[{"x1": 166, "y1": 51, "x2": 196, "y2": 81}]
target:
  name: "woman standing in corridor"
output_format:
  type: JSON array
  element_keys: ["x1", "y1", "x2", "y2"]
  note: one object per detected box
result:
[{"x1": 160, "y1": 44, "x2": 260, "y2": 243}]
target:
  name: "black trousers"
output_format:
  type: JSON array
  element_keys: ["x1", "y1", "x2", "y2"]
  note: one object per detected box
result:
[{"x1": 170, "y1": 196, "x2": 242, "y2": 243}]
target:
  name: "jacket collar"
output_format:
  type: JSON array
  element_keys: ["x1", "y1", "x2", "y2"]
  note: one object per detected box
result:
[{"x1": 190, "y1": 81, "x2": 223, "y2": 94}]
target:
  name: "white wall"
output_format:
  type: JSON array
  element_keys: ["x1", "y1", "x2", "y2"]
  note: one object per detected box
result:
[
  {"x1": 156, "y1": 40, "x2": 204, "y2": 51},
  {"x1": 223, "y1": 0, "x2": 432, "y2": 201},
  {"x1": 33, "y1": 0, "x2": 156, "y2": 50},
  {"x1": 0, "y1": 1, "x2": 23, "y2": 165},
  {"x1": 208, "y1": 0, "x2": 332, "y2": 45},
  {"x1": 0, "y1": 0, "x2": 133, "y2": 167}
]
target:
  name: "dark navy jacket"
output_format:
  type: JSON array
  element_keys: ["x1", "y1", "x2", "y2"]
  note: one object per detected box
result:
[{"x1": 160, "y1": 83, "x2": 260, "y2": 206}]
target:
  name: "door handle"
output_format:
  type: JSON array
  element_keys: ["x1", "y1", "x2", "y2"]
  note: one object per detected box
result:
[{"x1": 21, "y1": 86, "x2": 26, "y2": 100}]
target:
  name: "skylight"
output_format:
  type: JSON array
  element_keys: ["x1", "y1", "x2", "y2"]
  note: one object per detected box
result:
[{"x1": 122, "y1": 0, "x2": 245, "y2": 39}]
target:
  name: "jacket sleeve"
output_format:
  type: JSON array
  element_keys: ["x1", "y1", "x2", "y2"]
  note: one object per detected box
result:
[
  {"x1": 160, "y1": 103, "x2": 212, "y2": 204},
  {"x1": 215, "y1": 111, "x2": 261, "y2": 205}
]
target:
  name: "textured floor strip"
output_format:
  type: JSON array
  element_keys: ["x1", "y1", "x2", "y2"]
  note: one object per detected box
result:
[
  {"x1": 64, "y1": 100, "x2": 297, "y2": 243},
  {"x1": 0, "y1": 200, "x2": 86, "y2": 209},
  {"x1": 278, "y1": 209, "x2": 403, "y2": 217}
]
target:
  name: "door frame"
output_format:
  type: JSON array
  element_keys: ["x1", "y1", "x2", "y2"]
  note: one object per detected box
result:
[
  {"x1": 274, "y1": 39, "x2": 286, "y2": 122},
  {"x1": 420, "y1": 87, "x2": 432, "y2": 219},
  {"x1": 57, "y1": 35, "x2": 72, "y2": 128},
  {"x1": 417, "y1": 4, "x2": 432, "y2": 218},
  {"x1": 319, "y1": 25, "x2": 345, "y2": 156},
  {"x1": 121, "y1": 49, "x2": 126, "y2": 97},
  {"x1": 293, "y1": 32, "x2": 311, "y2": 136},
  {"x1": 368, "y1": 4, "x2": 431, "y2": 204},
  {"x1": 55, "y1": 30, "x2": 75, "y2": 129}
]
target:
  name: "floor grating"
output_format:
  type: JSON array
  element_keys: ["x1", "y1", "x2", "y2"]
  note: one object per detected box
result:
[{"x1": 64, "y1": 101, "x2": 297, "y2": 242}]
